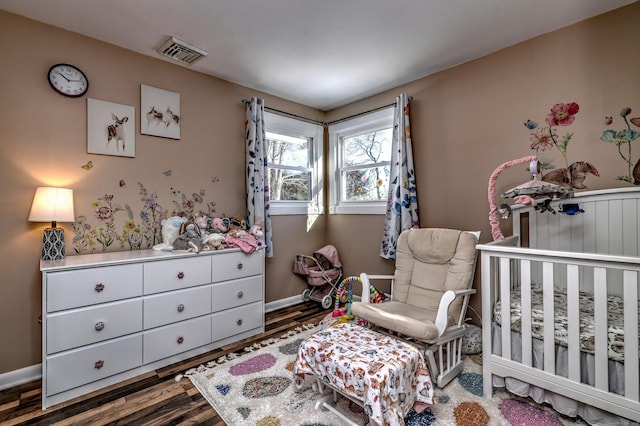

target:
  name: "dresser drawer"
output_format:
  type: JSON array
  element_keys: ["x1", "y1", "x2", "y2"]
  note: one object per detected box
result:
[
  {"x1": 211, "y1": 302, "x2": 263, "y2": 342},
  {"x1": 211, "y1": 251, "x2": 262, "y2": 283},
  {"x1": 47, "y1": 299, "x2": 143, "y2": 354},
  {"x1": 46, "y1": 334, "x2": 142, "y2": 396},
  {"x1": 143, "y1": 316, "x2": 211, "y2": 364},
  {"x1": 144, "y1": 285, "x2": 212, "y2": 329},
  {"x1": 211, "y1": 276, "x2": 262, "y2": 311},
  {"x1": 144, "y1": 257, "x2": 211, "y2": 294},
  {"x1": 47, "y1": 264, "x2": 143, "y2": 312}
]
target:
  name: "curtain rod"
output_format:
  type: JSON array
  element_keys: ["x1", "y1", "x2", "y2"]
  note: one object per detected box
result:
[
  {"x1": 241, "y1": 96, "x2": 411, "y2": 126},
  {"x1": 242, "y1": 99, "x2": 325, "y2": 125}
]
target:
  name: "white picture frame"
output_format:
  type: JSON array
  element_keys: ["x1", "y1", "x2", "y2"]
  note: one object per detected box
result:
[
  {"x1": 140, "y1": 84, "x2": 181, "y2": 140},
  {"x1": 87, "y1": 98, "x2": 136, "y2": 158}
]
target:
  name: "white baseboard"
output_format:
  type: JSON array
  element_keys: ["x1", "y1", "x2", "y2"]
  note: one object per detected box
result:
[
  {"x1": 265, "y1": 294, "x2": 303, "y2": 313},
  {"x1": 0, "y1": 364, "x2": 41, "y2": 391}
]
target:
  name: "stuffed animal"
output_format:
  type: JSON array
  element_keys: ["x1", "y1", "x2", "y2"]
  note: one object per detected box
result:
[
  {"x1": 193, "y1": 213, "x2": 210, "y2": 236},
  {"x1": 172, "y1": 222, "x2": 202, "y2": 253},
  {"x1": 228, "y1": 216, "x2": 248, "y2": 238},
  {"x1": 202, "y1": 232, "x2": 226, "y2": 250},
  {"x1": 541, "y1": 161, "x2": 599, "y2": 189},
  {"x1": 152, "y1": 216, "x2": 188, "y2": 251},
  {"x1": 249, "y1": 224, "x2": 264, "y2": 241},
  {"x1": 210, "y1": 217, "x2": 228, "y2": 233}
]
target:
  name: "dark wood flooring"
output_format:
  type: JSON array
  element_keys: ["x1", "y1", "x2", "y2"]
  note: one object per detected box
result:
[{"x1": 0, "y1": 301, "x2": 329, "y2": 426}]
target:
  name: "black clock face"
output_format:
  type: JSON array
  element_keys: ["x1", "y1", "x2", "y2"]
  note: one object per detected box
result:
[{"x1": 48, "y1": 64, "x2": 89, "y2": 97}]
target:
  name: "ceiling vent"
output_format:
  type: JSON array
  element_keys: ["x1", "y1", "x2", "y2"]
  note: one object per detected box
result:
[{"x1": 156, "y1": 36, "x2": 208, "y2": 65}]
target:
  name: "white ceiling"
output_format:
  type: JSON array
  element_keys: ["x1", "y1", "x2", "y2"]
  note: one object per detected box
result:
[{"x1": 1, "y1": 0, "x2": 635, "y2": 110}]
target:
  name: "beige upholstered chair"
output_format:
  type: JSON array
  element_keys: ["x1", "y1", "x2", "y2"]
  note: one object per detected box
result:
[{"x1": 350, "y1": 228, "x2": 479, "y2": 387}]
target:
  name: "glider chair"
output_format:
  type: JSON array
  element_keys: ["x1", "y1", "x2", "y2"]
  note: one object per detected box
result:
[{"x1": 350, "y1": 228, "x2": 480, "y2": 388}]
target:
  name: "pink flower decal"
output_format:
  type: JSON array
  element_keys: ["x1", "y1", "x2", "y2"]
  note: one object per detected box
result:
[{"x1": 545, "y1": 102, "x2": 579, "y2": 127}]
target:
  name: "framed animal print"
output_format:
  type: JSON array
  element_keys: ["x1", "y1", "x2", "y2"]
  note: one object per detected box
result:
[
  {"x1": 87, "y1": 98, "x2": 135, "y2": 158},
  {"x1": 141, "y1": 84, "x2": 180, "y2": 140}
]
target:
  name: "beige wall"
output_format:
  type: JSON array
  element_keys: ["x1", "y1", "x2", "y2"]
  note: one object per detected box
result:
[
  {"x1": 328, "y1": 2, "x2": 640, "y2": 322},
  {"x1": 1, "y1": 2, "x2": 640, "y2": 373},
  {"x1": 0, "y1": 10, "x2": 325, "y2": 373}
]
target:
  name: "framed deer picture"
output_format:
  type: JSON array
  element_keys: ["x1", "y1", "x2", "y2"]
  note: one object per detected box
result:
[
  {"x1": 87, "y1": 98, "x2": 136, "y2": 158},
  {"x1": 140, "y1": 84, "x2": 180, "y2": 140}
]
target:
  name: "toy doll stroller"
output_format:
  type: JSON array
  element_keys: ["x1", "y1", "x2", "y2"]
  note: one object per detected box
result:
[{"x1": 293, "y1": 245, "x2": 343, "y2": 309}]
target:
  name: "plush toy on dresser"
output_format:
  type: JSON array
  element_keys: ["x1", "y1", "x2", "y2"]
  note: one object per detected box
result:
[
  {"x1": 172, "y1": 222, "x2": 202, "y2": 253},
  {"x1": 152, "y1": 216, "x2": 188, "y2": 251}
]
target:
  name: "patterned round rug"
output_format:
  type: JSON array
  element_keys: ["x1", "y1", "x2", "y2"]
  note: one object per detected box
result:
[{"x1": 183, "y1": 328, "x2": 587, "y2": 425}]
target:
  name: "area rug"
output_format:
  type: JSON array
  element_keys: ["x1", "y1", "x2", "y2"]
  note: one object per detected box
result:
[{"x1": 182, "y1": 325, "x2": 587, "y2": 425}]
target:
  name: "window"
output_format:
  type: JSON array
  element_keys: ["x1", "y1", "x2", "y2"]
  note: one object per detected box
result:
[
  {"x1": 329, "y1": 107, "x2": 394, "y2": 214},
  {"x1": 265, "y1": 112, "x2": 323, "y2": 215}
]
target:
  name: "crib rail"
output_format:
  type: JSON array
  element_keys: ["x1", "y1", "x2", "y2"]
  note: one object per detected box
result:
[{"x1": 478, "y1": 241, "x2": 640, "y2": 422}]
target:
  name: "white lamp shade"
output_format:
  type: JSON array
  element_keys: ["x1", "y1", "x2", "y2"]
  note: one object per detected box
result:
[{"x1": 28, "y1": 187, "x2": 75, "y2": 224}]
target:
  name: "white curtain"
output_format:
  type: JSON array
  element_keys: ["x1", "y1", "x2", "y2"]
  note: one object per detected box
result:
[
  {"x1": 245, "y1": 97, "x2": 273, "y2": 257},
  {"x1": 380, "y1": 94, "x2": 419, "y2": 260}
]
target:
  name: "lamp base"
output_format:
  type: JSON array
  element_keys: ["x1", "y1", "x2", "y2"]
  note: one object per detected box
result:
[{"x1": 42, "y1": 228, "x2": 66, "y2": 261}]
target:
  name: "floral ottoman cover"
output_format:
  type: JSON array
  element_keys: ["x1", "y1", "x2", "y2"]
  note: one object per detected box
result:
[{"x1": 294, "y1": 322, "x2": 434, "y2": 425}]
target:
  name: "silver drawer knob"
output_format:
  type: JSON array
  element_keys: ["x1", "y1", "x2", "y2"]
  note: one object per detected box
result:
[
  {"x1": 237, "y1": 291, "x2": 243, "y2": 298},
  {"x1": 177, "y1": 304, "x2": 185, "y2": 312},
  {"x1": 94, "y1": 360, "x2": 104, "y2": 369},
  {"x1": 95, "y1": 283, "x2": 105, "y2": 292},
  {"x1": 177, "y1": 336, "x2": 184, "y2": 344},
  {"x1": 177, "y1": 271, "x2": 185, "y2": 279},
  {"x1": 237, "y1": 319, "x2": 243, "y2": 326},
  {"x1": 95, "y1": 321, "x2": 105, "y2": 331},
  {"x1": 236, "y1": 263, "x2": 243, "y2": 270}
]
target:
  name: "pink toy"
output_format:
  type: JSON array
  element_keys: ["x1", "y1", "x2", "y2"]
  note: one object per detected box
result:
[{"x1": 211, "y1": 217, "x2": 228, "y2": 233}]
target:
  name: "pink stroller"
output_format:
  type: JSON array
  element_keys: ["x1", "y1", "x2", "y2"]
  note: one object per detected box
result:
[{"x1": 293, "y1": 245, "x2": 343, "y2": 309}]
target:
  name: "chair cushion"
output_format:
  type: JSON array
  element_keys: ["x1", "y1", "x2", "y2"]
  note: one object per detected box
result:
[
  {"x1": 393, "y1": 229, "x2": 477, "y2": 323},
  {"x1": 350, "y1": 300, "x2": 440, "y2": 340}
]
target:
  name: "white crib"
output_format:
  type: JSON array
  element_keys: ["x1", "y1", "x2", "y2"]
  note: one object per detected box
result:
[{"x1": 477, "y1": 187, "x2": 640, "y2": 424}]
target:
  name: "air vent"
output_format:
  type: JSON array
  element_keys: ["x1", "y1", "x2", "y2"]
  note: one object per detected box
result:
[{"x1": 156, "y1": 36, "x2": 208, "y2": 65}]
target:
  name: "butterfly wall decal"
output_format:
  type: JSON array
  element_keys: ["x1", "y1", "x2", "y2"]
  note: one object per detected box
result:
[
  {"x1": 163, "y1": 170, "x2": 172, "y2": 177},
  {"x1": 81, "y1": 161, "x2": 93, "y2": 170}
]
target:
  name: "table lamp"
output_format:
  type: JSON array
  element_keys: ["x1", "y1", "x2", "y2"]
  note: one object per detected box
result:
[{"x1": 28, "y1": 187, "x2": 75, "y2": 261}]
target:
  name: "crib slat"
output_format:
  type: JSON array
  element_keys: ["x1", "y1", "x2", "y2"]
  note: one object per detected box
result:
[
  {"x1": 520, "y1": 261, "x2": 532, "y2": 367},
  {"x1": 566, "y1": 265, "x2": 580, "y2": 382},
  {"x1": 623, "y1": 271, "x2": 639, "y2": 401},
  {"x1": 500, "y1": 257, "x2": 512, "y2": 361},
  {"x1": 622, "y1": 199, "x2": 638, "y2": 256},
  {"x1": 593, "y1": 267, "x2": 608, "y2": 391},
  {"x1": 542, "y1": 262, "x2": 555, "y2": 374}
]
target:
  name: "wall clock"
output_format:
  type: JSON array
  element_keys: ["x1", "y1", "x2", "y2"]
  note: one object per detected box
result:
[{"x1": 47, "y1": 63, "x2": 89, "y2": 97}]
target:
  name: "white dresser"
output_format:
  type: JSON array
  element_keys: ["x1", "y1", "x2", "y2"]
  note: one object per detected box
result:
[{"x1": 40, "y1": 248, "x2": 264, "y2": 409}]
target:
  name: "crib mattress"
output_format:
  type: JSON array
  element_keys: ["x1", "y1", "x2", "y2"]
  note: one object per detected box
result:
[{"x1": 493, "y1": 283, "x2": 639, "y2": 362}]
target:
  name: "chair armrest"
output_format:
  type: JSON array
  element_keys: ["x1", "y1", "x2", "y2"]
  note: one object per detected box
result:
[
  {"x1": 359, "y1": 273, "x2": 394, "y2": 304},
  {"x1": 434, "y1": 288, "x2": 476, "y2": 336}
]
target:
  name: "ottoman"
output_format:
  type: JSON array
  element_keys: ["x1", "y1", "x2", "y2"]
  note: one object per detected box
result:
[{"x1": 294, "y1": 322, "x2": 434, "y2": 425}]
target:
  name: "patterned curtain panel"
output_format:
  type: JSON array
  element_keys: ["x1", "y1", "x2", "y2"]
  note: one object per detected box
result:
[
  {"x1": 245, "y1": 97, "x2": 273, "y2": 257},
  {"x1": 380, "y1": 94, "x2": 419, "y2": 260}
]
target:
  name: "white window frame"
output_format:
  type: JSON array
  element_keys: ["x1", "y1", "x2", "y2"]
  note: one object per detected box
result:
[
  {"x1": 328, "y1": 107, "x2": 394, "y2": 214},
  {"x1": 265, "y1": 111, "x2": 324, "y2": 215}
]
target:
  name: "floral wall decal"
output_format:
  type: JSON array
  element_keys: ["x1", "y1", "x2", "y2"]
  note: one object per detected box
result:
[
  {"x1": 71, "y1": 182, "x2": 218, "y2": 254},
  {"x1": 600, "y1": 107, "x2": 640, "y2": 184},
  {"x1": 92, "y1": 194, "x2": 124, "y2": 252},
  {"x1": 524, "y1": 102, "x2": 599, "y2": 189}
]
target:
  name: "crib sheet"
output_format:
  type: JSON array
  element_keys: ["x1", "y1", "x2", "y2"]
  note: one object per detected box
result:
[{"x1": 493, "y1": 283, "x2": 640, "y2": 362}]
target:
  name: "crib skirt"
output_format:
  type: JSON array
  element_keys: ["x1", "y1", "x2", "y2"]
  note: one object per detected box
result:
[{"x1": 491, "y1": 324, "x2": 636, "y2": 426}]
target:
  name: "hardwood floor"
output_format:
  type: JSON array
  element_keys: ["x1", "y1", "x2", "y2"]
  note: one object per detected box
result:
[{"x1": 0, "y1": 301, "x2": 329, "y2": 426}]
